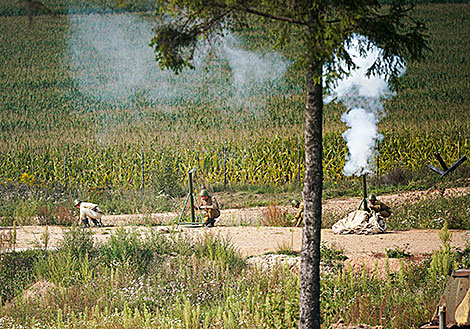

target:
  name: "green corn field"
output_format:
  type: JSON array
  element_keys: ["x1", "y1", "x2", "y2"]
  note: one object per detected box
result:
[{"x1": 0, "y1": 2, "x2": 469, "y2": 193}]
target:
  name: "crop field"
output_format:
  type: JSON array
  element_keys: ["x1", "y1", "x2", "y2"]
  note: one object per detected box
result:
[{"x1": 0, "y1": 2, "x2": 469, "y2": 203}]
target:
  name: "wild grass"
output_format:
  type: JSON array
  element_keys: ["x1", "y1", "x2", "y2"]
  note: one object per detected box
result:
[
  {"x1": 2, "y1": 229, "x2": 470, "y2": 328},
  {"x1": 261, "y1": 204, "x2": 294, "y2": 227},
  {"x1": 389, "y1": 192, "x2": 470, "y2": 230}
]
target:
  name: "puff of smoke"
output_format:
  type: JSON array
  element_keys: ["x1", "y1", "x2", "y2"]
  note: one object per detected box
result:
[
  {"x1": 341, "y1": 108, "x2": 382, "y2": 176},
  {"x1": 219, "y1": 33, "x2": 290, "y2": 97},
  {"x1": 325, "y1": 35, "x2": 406, "y2": 177},
  {"x1": 68, "y1": 13, "x2": 290, "y2": 108},
  {"x1": 68, "y1": 14, "x2": 152, "y2": 103}
]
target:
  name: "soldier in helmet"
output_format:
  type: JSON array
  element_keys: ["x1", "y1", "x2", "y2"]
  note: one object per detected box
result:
[
  {"x1": 368, "y1": 194, "x2": 391, "y2": 223},
  {"x1": 291, "y1": 199, "x2": 304, "y2": 227},
  {"x1": 197, "y1": 189, "x2": 220, "y2": 227},
  {"x1": 74, "y1": 199, "x2": 104, "y2": 228}
]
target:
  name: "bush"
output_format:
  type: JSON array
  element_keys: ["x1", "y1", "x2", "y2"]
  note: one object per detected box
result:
[
  {"x1": 192, "y1": 233, "x2": 245, "y2": 271},
  {"x1": 36, "y1": 205, "x2": 54, "y2": 225},
  {"x1": 58, "y1": 226, "x2": 95, "y2": 258},
  {"x1": 98, "y1": 227, "x2": 153, "y2": 274},
  {"x1": 0, "y1": 250, "x2": 42, "y2": 304},
  {"x1": 261, "y1": 204, "x2": 293, "y2": 227},
  {"x1": 386, "y1": 246, "x2": 411, "y2": 258},
  {"x1": 52, "y1": 205, "x2": 76, "y2": 226}
]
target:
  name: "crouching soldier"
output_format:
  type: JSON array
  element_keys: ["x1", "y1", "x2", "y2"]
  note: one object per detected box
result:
[
  {"x1": 197, "y1": 189, "x2": 220, "y2": 227},
  {"x1": 291, "y1": 199, "x2": 304, "y2": 227},
  {"x1": 74, "y1": 199, "x2": 104, "y2": 228},
  {"x1": 368, "y1": 194, "x2": 391, "y2": 231}
]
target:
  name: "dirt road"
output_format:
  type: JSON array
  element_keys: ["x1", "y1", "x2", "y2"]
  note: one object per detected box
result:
[
  {"x1": 3, "y1": 186, "x2": 469, "y2": 271},
  {"x1": 6, "y1": 221, "x2": 469, "y2": 273},
  {"x1": 9, "y1": 223, "x2": 469, "y2": 258}
]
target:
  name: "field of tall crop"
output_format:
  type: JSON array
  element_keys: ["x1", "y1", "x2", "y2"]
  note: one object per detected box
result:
[{"x1": 0, "y1": 2, "x2": 469, "y2": 215}]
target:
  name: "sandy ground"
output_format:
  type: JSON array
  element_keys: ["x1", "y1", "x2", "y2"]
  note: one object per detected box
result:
[
  {"x1": 7, "y1": 222, "x2": 469, "y2": 258},
  {"x1": 4, "y1": 220, "x2": 469, "y2": 274},
  {"x1": 3, "y1": 185, "x2": 470, "y2": 269}
]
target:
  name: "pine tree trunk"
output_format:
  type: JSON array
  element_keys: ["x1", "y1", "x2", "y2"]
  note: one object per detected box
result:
[{"x1": 298, "y1": 61, "x2": 323, "y2": 329}]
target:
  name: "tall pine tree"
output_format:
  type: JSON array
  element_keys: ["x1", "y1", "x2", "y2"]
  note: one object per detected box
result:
[{"x1": 149, "y1": 1, "x2": 428, "y2": 327}]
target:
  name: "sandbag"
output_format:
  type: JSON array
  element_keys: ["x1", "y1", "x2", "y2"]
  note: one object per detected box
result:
[{"x1": 332, "y1": 210, "x2": 385, "y2": 235}]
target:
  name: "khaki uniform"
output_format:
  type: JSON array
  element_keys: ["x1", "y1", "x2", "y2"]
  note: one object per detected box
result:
[
  {"x1": 292, "y1": 202, "x2": 304, "y2": 227},
  {"x1": 79, "y1": 202, "x2": 104, "y2": 227},
  {"x1": 369, "y1": 200, "x2": 391, "y2": 219},
  {"x1": 199, "y1": 196, "x2": 220, "y2": 226}
]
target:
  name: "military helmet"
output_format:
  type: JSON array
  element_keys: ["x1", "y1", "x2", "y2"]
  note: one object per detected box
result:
[
  {"x1": 368, "y1": 194, "x2": 377, "y2": 202},
  {"x1": 199, "y1": 189, "x2": 210, "y2": 197},
  {"x1": 291, "y1": 199, "x2": 300, "y2": 208},
  {"x1": 74, "y1": 199, "x2": 82, "y2": 206}
]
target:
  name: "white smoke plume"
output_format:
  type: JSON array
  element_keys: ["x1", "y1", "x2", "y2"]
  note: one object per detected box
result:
[
  {"x1": 341, "y1": 108, "x2": 380, "y2": 176},
  {"x1": 325, "y1": 35, "x2": 406, "y2": 176},
  {"x1": 68, "y1": 13, "x2": 290, "y2": 106}
]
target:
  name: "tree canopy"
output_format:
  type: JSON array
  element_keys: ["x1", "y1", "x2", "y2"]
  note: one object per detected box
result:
[{"x1": 150, "y1": 0, "x2": 428, "y2": 84}]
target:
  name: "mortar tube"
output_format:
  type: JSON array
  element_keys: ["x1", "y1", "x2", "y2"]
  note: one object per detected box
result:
[
  {"x1": 362, "y1": 175, "x2": 370, "y2": 212},
  {"x1": 188, "y1": 170, "x2": 195, "y2": 222}
]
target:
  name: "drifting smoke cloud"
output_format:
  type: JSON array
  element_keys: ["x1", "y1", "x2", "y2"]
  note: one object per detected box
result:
[
  {"x1": 220, "y1": 34, "x2": 289, "y2": 96},
  {"x1": 325, "y1": 35, "x2": 406, "y2": 177},
  {"x1": 68, "y1": 13, "x2": 290, "y2": 106}
]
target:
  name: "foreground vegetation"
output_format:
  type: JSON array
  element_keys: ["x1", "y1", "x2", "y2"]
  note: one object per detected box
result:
[{"x1": 0, "y1": 226, "x2": 469, "y2": 328}]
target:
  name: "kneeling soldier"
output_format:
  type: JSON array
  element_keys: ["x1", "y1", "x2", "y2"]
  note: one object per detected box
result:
[{"x1": 197, "y1": 189, "x2": 220, "y2": 227}]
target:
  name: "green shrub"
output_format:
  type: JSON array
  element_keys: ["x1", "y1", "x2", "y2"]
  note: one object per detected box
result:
[
  {"x1": 0, "y1": 250, "x2": 42, "y2": 304},
  {"x1": 192, "y1": 233, "x2": 246, "y2": 271},
  {"x1": 59, "y1": 226, "x2": 95, "y2": 258},
  {"x1": 98, "y1": 227, "x2": 153, "y2": 273},
  {"x1": 428, "y1": 221, "x2": 459, "y2": 282},
  {"x1": 385, "y1": 246, "x2": 411, "y2": 259}
]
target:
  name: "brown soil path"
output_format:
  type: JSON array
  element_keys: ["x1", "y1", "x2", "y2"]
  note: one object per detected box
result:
[
  {"x1": 3, "y1": 185, "x2": 469, "y2": 271},
  {"x1": 8, "y1": 224, "x2": 469, "y2": 259}
]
